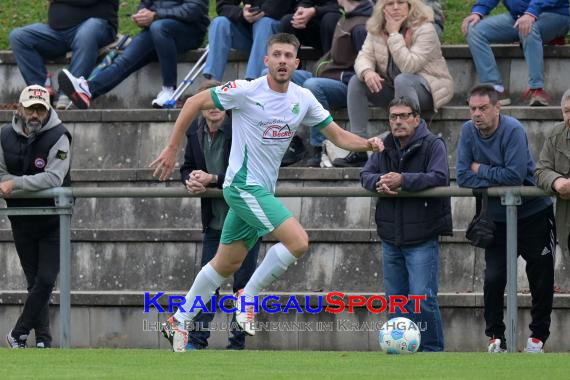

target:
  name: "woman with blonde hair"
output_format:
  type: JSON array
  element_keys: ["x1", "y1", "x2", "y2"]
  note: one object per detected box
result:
[{"x1": 334, "y1": 0, "x2": 453, "y2": 167}]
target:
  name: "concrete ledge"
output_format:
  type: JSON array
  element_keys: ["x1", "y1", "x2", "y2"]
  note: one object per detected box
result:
[
  {"x1": 2, "y1": 45, "x2": 570, "y2": 64},
  {"x1": 0, "y1": 106, "x2": 564, "y2": 123},
  {"x1": 2, "y1": 290, "x2": 570, "y2": 308},
  {"x1": 0, "y1": 228, "x2": 469, "y2": 243}
]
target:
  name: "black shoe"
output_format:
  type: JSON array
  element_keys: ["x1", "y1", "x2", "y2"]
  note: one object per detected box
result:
[
  {"x1": 332, "y1": 151, "x2": 368, "y2": 167},
  {"x1": 281, "y1": 136, "x2": 306, "y2": 167},
  {"x1": 305, "y1": 146, "x2": 322, "y2": 167},
  {"x1": 36, "y1": 341, "x2": 51, "y2": 349}
]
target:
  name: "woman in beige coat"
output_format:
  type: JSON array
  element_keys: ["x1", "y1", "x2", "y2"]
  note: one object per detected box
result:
[{"x1": 334, "y1": 0, "x2": 453, "y2": 167}]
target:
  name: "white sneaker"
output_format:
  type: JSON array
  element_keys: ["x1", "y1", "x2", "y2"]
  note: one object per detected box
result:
[
  {"x1": 151, "y1": 86, "x2": 175, "y2": 108},
  {"x1": 161, "y1": 316, "x2": 188, "y2": 353},
  {"x1": 57, "y1": 69, "x2": 91, "y2": 109},
  {"x1": 524, "y1": 337, "x2": 544, "y2": 353},
  {"x1": 55, "y1": 94, "x2": 73, "y2": 110},
  {"x1": 488, "y1": 338, "x2": 506, "y2": 353},
  {"x1": 235, "y1": 289, "x2": 256, "y2": 336}
]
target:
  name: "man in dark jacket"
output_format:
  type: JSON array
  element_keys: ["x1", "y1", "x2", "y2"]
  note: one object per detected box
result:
[
  {"x1": 2, "y1": 85, "x2": 72, "y2": 349},
  {"x1": 280, "y1": 0, "x2": 341, "y2": 54},
  {"x1": 282, "y1": 0, "x2": 371, "y2": 167},
  {"x1": 9, "y1": 0, "x2": 118, "y2": 108},
  {"x1": 176, "y1": 80, "x2": 260, "y2": 350},
  {"x1": 58, "y1": 0, "x2": 209, "y2": 109},
  {"x1": 360, "y1": 96, "x2": 451, "y2": 352},
  {"x1": 203, "y1": 1, "x2": 293, "y2": 81},
  {"x1": 457, "y1": 84, "x2": 555, "y2": 353}
]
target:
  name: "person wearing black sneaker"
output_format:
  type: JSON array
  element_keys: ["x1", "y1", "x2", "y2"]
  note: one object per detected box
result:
[
  {"x1": 1, "y1": 86, "x2": 71, "y2": 349},
  {"x1": 335, "y1": 0, "x2": 453, "y2": 167}
]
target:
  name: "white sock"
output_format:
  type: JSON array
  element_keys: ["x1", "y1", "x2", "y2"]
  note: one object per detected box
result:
[
  {"x1": 174, "y1": 263, "x2": 226, "y2": 328},
  {"x1": 243, "y1": 243, "x2": 297, "y2": 302}
]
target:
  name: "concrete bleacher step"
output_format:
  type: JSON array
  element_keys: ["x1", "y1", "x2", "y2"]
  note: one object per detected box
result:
[{"x1": 2, "y1": 45, "x2": 570, "y2": 107}]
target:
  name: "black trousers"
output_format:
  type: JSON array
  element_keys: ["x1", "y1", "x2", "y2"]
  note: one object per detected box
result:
[
  {"x1": 279, "y1": 11, "x2": 340, "y2": 54},
  {"x1": 483, "y1": 206, "x2": 555, "y2": 343},
  {"x1": 11, "y1": 216, "x2": 60, "y2": 346}
]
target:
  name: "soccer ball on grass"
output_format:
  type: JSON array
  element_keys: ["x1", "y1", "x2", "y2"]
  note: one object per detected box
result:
[{"x1": 378, "y1": 317, "x2": 421, "y2": 354}]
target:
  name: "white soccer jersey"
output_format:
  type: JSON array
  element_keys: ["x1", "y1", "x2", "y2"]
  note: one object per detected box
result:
[{"x1": 211, "y1": 77, "x2": 332, "y2": 193}]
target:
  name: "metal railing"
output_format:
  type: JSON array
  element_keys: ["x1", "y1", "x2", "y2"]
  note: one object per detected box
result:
[{"x1": 3, "y1": 185, "x2": 551, "y2": 352}]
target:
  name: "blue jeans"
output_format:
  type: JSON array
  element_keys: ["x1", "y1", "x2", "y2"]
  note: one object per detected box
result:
[
  {"x1": 9, "y1": 19, "x2": 115, "y2": 85},
  {"x1": 89, "y1": 19, "x2": 204, "y2": 98},
  {"x1": 467, "y1": 12, "x2": 570, "y2": 89},
  {"x1": 382, "y1": 238, "x2": 444, "y2": 352},
  {"x1": 203, "y1": 16, "x2": 280, "y2": 81},
  {"x1": 188, "y1": 228, "x2": 260, "y2": 349},
  {"x1": 292, "y1": 70, "x2": 348, "y2": 147}
]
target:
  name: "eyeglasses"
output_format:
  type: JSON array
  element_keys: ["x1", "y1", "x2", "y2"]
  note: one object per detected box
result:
[
  {"x1": 22, "y1": 105, "x2": 48, "y2": 116},
  {"x1": 389, "y1": 112, "x2": 415, "y2": 121}
]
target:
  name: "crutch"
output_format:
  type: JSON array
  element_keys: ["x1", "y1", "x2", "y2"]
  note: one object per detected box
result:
[{"x1": 162, "y1": 46, "x2": 209, "y2": 109}]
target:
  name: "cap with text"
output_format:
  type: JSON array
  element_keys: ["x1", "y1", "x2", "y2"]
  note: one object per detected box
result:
[{"x1": 19, "y1": 85, "x2": 51, "y2": 110}]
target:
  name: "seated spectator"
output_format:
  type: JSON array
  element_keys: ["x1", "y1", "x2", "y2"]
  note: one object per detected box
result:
[
  {"x1": 461, "y1": 0, "x2": 570, "y2": 106},
  {"x1": 335, "y1": 0, "x2": 453, "y2": 167},
  {"x1": 280, "y1": 0, "x2": 342, "y2": 54},
  {"x1": 9, "y1": 0, "x2": 118, "y2": 109},
  {"x1": 422, "y1": 0, "x2": 444, "y2": 39},
  {"x1": 282, "y1": 0, "x2": 372, "y2": 167},
  {"x1": 535, "y1": 88, "x2": 570, "y2": 253},
  {"x1": 58, "y1": 0, "x2": 209, "y2": 109},
  {"x1": 203, "y1": 1, "x2": 292, "y2": 81}
]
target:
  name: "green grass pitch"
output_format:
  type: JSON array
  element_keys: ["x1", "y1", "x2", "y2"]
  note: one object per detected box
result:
[{"x1": 1, "y1": 350, "x2": 570, "y2": 379}]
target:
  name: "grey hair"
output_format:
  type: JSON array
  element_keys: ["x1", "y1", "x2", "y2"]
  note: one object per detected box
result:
[{"x1": 562, "y1": 88, "x2": 570, "y2": 108}]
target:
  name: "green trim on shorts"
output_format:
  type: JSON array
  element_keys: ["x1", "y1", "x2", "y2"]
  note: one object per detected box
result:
[
  {"x1": 210, "y1": 88, "x2": 224, "y2": 111},
  {"x1": 312, "y1": 115, "x2": 333, "y2": 130},
  {"x1": 220, "y1": 184, "x2": 292, "y2": 250}
]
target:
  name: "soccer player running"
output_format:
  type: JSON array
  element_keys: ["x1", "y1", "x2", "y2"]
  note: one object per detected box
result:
[{"x1": 151, "y1": 33, "x2": 381, "y2": 352}]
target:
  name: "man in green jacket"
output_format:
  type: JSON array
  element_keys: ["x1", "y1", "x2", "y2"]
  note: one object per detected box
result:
[{"x1": 535, "y1": 88, "x2": 570, "y2": 252}]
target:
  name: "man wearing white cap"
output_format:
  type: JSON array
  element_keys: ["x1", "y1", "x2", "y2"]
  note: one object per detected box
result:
[{"x1": 1, "y1": 85, "x2": 72, "y2": 349}]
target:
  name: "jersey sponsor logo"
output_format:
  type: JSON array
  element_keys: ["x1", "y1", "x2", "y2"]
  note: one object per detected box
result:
[
  {"x1": 221, "y1": 81, "x2": 237, "y2": 92},
  {"x1": 262, "y1": 124, "x2": 294, "y2": 142},
  {"x1": 56, "y1": 150, "x2": 68, "y2": 160},
  {"x1": 34, "y1": 157, "x2": 46, "y2": 169}
]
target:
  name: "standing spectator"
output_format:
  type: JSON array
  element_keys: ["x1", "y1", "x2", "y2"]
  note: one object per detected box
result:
[
  {"x1": 535, "y1": 88, "x2": 570, "y2": 253},
  {"x1": 280, "y1": 0, "x2": 342, "y2": 54},
  {"x1": 9, "y1": 0, "x2": 118, "y2": 109},
  {"x1": 178, "y1": 80, "x2": 261, "y2": 350},
  {"x1": 335, "y1": 0, "x2": 453, "y2": 167},
  {"x1": 360, "y1": 96, "x2": 451, "y2": 352},
  {"x1": 461, "y1": 0, "x2": 570, "y2": 106},
  {"x1": 2, "y1": 85, "x2": 72, "y2": 349},
  {"x1": 58, "y1": 0, "x2": 209, "y2": 109},
  {"x1": 457, "y1": 84, "x2": 555, "y2": 353},
  {"x1": 282, "y1": 0, "x2": 373, "y2": 167},
  {"x1": 203, "y1": 1, "x2": 292, "y2": 81}
]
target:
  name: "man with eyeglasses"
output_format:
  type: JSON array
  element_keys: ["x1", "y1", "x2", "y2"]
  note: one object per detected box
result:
[
  {"x1": 1, "y1": 85, "x2": 72, "y2": 349},
  {"x1": 360, "y1": 96, "x2": 451, "y2": 352}
]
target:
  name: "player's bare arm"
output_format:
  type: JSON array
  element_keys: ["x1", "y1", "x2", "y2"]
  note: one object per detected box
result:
[
  {"x1": 150, "y1": 90, "x2": 216, "y2": 181},
  {"x1": 321, "y1": 122, "x2": 382, "y2": 152}
]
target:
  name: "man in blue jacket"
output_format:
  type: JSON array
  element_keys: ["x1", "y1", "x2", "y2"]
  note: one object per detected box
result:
[
  {"x1": 360, "y1": 96, "x2": 452, "y2": 352},
  {"x1": 58, "y1": 0, "x2": 209, "y2": 109},
  {"x1": 461, "y1": 0, "x2": 570, "y2": 106},
  {"x1": 457, "y1": 84, "x2": 555, "y2": 353},
  {"x1": 173, "y1": 80, "x2": 260, "y2": 350}
]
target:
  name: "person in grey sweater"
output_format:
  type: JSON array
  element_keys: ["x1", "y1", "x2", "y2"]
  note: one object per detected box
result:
[{"x1": 1, "y1": 85, "x2": 71, "y2": 349}]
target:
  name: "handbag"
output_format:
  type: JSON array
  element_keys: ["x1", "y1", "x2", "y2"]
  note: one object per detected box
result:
[{"x1": 466, "y1": 189, "x2": 496, "y2": 248}]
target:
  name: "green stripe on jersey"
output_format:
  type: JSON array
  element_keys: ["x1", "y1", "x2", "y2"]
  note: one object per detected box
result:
[
  {"x1": 210, "y1": 88, "x2": 225, "y2": 111},
  {"x1": 312, "y1": 115, "x2": 334, "y2": 130}
]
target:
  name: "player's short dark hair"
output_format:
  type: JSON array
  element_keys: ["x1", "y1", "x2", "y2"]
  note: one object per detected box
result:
[
  {"x1": 268, "y1": 33, "x2": 301, "y2": 52},
  {"x1": 388, "y1": 96, "x2": 420, "y2": 116},
  {"x1": 468, "y1": 84, "x2": 499, "y2": 105}
]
